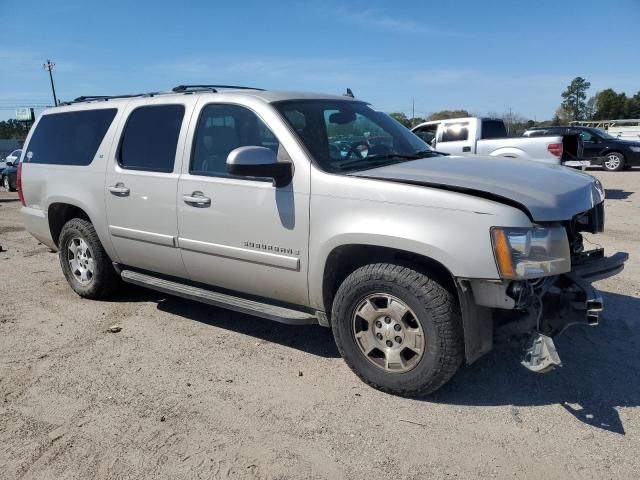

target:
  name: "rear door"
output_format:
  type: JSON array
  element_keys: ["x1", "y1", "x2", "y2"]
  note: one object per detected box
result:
[
  {"x1": 104, "y1": 97, "x2": 195, "y2": 278},
  {"x1": 436, "y1": 121, "x2": 472, "y2": 155}
]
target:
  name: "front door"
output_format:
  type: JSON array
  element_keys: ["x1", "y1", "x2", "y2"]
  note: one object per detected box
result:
[
  {"x1": 177, "y1": 100, "x2": 310, "y2": 305},
  {"x1": 579, "y1": 130, "x2": 602, "y2": 159},
  {"x1": 105, "y1": 98, "x2": 194, "y2": 278}
]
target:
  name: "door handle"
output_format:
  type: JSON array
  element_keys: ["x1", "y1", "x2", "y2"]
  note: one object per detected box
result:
[
  {"x1": 462, "y1": 146, "x2": 471, "y2": 152},
  {"x1": 182, "y1": 191, "x2": 211, "y2": 207},
  {"x1": 108, "y1": 183, "x2": 130, "y2": 196}
]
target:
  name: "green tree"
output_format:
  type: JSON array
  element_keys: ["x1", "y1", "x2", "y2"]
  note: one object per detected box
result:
[
  {"x1": 561, "y1": 76, "x2": 591, "y2": 120},
  {"x1": 626, "y1": 91, "x2": 640, "y2": 119},
  {"x1": 594, "y1": 89, "x2": 628, "y2": 119},
  {"x1": 0, "y1": 119, "x2": 30, "y2": 140},
  {"x1": 389, "y1": 112, "x2": 411, "y2": 128},
  {"x1": 428, "y1": 109, "x2": 470, "y2": 121}
]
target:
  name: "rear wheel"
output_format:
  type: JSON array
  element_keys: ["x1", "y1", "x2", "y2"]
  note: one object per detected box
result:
[
  {"x1": 331, "y1": 263, "x2": 464, "y2": 397},
  {"x1": 603, "y1": 152, "x2": 625, "y2": 171},
  {"x1": 58, "y1": 218, "x2": 121, "y2": 299}
]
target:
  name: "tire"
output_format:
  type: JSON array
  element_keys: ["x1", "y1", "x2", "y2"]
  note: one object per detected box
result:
[
  {"x1": 58, "y1": 218, "x2": 121, "y2": 299},
  {"x1": 602, "y1": 152, "x2": 625, "y2": 171},
  {"x1": 331, "y1": 263, "x2": 464, "y2": 397},
  {"x1": 3, "y1": 175, "x2": 14, "y2": 192}
]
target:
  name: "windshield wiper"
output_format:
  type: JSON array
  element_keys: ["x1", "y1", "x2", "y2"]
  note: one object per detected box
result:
[{"x1": 336, "y1": 150, "x2": 444, "y2": 171}]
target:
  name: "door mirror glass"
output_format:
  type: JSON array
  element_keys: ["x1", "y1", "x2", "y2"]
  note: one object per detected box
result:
[
  {"x1": 226, "y1": 146, "x2": 292, "y2": 188},
  {"x1": 5, "y1": 161, "x2": 13, "y2": 167}
]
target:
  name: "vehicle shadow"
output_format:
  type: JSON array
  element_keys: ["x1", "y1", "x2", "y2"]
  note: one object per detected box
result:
[
  {"x1": 0, "y1": 197, "x2": 20, "y2": 203},
  {"x1": 115, "y1": 286, "x2": 339, "y2": 359},
  {"x1": 605, "y1": 189, "x2": 634, "y2": 200},
  {"x1": 428, "y1": 289, "x2": 640, "y2": 435},
  {"x1": 113, "y1": 287, "x2": 638, "y2": 434}
]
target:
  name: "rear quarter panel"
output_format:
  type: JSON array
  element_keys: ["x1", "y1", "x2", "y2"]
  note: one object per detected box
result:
[
  {"x1": 20, "y1": 104, "x2": 126, "y2": 260},
  {"x1": 476, "y1": 136, "x2": 562, "y2": 164}
]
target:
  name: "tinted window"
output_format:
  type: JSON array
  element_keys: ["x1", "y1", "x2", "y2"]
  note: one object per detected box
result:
[
  {"x1": 191, "y1": 104, "x2": 279, "y2": 177},
  {"x1": 414, "y1": 126, "x2": 437, "y2": 144},
  {"x1": 579, "y1": 131, "x2": 595, "y2": 142},
  {"x1": 481, "y1": 120, "x2": 507, "y2": 139},
  {"x1": 441, "y1": 122, "x2": 469, "y2": 142},
  {"x1": 119, "y1": 105, "x2": 184, "y2": 172},
  {"x1": 25, "y1": 109, "x2": 116, "y2": 166}
]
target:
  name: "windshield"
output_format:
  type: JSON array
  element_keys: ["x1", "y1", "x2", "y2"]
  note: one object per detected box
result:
[
  {"x1": 274, "y1": 100, "x2": 436, "y2": 173},
  {"x1": 591, "y1": 128, "x2": 616, "y2": 140}
]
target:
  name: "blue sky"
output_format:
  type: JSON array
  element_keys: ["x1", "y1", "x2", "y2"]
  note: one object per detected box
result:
[{"x1": 1, "y1": 0, "x2": 639, "y2": 121}]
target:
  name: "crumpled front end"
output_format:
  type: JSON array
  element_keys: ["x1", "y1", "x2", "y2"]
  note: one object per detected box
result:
[{"x1": 461, "y1": 201, "x2": 628, "y2": 372}]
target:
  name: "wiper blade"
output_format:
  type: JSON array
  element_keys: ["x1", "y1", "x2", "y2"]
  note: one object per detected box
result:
[
  {"x1": 366, "y1": 153, "x2": 421, "y2": 160},
  {"x1": 414, "y1": 149, "x2": 448, "y2": 157}
]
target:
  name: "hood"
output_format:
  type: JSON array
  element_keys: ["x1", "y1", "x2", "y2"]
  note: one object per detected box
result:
[
  {"x1": 610, "y1": 138, "x2": 640, "y2": 147},
  {"x1": 351, "y1": 155, "x2": 604, "y2": 221}
]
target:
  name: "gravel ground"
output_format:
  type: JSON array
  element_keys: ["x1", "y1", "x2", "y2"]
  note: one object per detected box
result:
[{"x1": 0, "y1": 170, "x2": 638, "y2": 479}]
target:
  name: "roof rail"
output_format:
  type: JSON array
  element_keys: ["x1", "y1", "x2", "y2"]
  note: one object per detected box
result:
[
  {"x1": 62, "y1": 92, "x2": 161, "y2": 105},
  {"x1": 171, "y1": 84, "x2": 265, "y2": 93}
]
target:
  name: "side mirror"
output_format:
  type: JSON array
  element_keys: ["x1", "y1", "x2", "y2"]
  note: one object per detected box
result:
[
  {"x1": 5, "y1": 161, "x2": 13, "y2": 167},
  {"x1": 227, "y1": 146, "x2": 292, "y2": 188}
]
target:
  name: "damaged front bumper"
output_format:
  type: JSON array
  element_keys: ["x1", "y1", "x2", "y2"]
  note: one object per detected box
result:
[{"x1": 458, "y1": 248, "x2": 628, "y2": 371}]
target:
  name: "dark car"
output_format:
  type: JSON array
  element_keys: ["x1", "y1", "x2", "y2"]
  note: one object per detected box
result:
[
  {"x1": 523, "y1": 126, "x2": 640, "y2": 171},
  {"x1": 1, "y1": 149, "x2": 22, "y2": 191}
]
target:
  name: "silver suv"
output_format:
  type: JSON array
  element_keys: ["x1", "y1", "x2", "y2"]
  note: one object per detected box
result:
[{"x1": 19, "y1": 85, "x2": 627, "y2": 396}]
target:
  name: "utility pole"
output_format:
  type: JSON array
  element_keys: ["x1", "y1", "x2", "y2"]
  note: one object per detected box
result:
[
  {"x1": 411, "y1": 97, "x2": 415, "y2": 127},
  {"x1": 42, "y1": 60, "x2": 58, "y2": 106}
]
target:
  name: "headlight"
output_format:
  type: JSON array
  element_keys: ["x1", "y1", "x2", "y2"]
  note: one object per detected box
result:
[
  {"x1": 629, "y1": 146, "x2": 640, "y2": 153},
  {"x1": 491, "y1": 226, "x2": 570, "y2": 279}
]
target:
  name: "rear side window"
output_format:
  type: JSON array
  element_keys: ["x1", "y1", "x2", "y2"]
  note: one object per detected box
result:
[
  {"x1": 441, "y1": 122, "x2": 469, "y2": 142},
  {"x1": 481, "y1": 120, "x2": 507, "y2": 139},
  {"x1": 25, "y1": 109, "x2": 117, "y2": 165},
  {"x1": 119, "y1": 105, "x2": 185, "y2": 172}
]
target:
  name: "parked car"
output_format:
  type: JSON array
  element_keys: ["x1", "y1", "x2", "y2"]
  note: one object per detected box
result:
[
  {"x1": 412, "y1": 117, "x2": 587, "y2": 167},
  {"x1": 523, "y1": 126, "x2": 640, "y2": 171},
  {"x1": 1, "y1": 149, "x2": 22, "y2": 191},
  {"x1": 0, "y1": 149, "x2": 22, "y2": 172},
  {"x1": 19, "y1": 86, "x2": 627, "y2": 396}
]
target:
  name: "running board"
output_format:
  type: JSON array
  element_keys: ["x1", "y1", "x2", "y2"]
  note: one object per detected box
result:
[{"x1": 120, "y1": 269, "x2": 318, "y2": 326}]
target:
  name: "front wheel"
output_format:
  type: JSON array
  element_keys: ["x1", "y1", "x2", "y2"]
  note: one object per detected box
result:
[
  {"x1": 603, "y1": 152, "x2": 625, "y2": 171},
  {"x1": 331, "y1": 263, "x2": 464, "y2": 397}
]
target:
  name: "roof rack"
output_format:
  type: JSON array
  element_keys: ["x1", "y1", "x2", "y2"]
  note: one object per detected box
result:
[
  {"x1": 61, "y1": 92, "x2": 161, "y2": 105},
  {"x1": 171, "y1": 84, "x2": 265, "y2": 93}
]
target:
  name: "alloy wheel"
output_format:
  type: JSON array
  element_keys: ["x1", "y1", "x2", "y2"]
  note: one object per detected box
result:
[
  {"x1": 67, "y1": 237, "x2": 95, "y2": 284},
  {"x1": 352, "y1": 293, "x2": 425, "y2": 373}
]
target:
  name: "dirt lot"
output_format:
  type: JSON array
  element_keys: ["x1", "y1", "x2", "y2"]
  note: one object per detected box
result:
[{"x1": 0, "y1": 170, "x2": 638, "y2": 479}]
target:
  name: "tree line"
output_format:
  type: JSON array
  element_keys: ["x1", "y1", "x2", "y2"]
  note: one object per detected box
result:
[
  {"x1": 0, "y1": 119, "x2": 31, "y2": 140},
  {"x1": 390, "y1": 76, "x2": 639, "y2": 134},
  {"x1": 556, "y1": 76, "x2": 640, "y2": 123}
]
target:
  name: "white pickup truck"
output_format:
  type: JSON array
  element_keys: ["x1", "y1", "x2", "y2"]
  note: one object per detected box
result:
[{"x1": 412, "y1": 117, "x2": 586, "y2": 166}]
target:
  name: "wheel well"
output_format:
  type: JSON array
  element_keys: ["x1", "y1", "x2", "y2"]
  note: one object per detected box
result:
[
  {"x1": 322, "y1": 244, "x2": 456, "y2": 317},
  {"x1": 605, "y1": 150, "x2": 625, "y2": 158},
  {"x1": 48, "y1": 203, "x2": 91, "y2": 247}
]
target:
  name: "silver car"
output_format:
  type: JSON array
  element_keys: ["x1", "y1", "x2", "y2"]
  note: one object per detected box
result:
[{"x1": 19, "y1": 86, "x2": 627, "y2": 395}]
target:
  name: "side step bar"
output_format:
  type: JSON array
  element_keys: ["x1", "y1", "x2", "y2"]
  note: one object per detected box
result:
[{"x1": 120, "y1": 269, "x2": 318, "y2": 326}]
